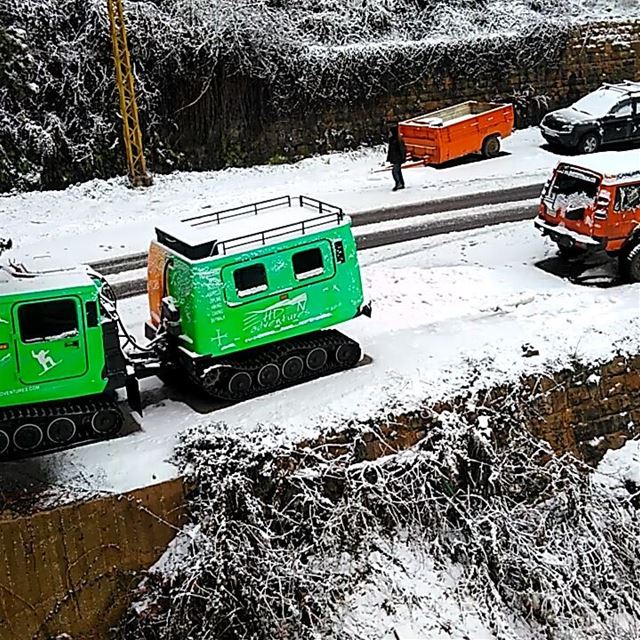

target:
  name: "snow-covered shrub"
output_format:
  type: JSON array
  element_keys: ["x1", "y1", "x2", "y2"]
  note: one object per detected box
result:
[{"x1": 116, "y1": 381, "x2": 640, "y2": 640}]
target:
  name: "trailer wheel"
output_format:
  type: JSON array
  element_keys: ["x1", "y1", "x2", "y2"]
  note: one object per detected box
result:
[
  {"x1": 481, "y1": 135, "x2": 501, "y2": 159},
  {"x1": 622, "y1": 242, "x2": 640, "y2": 282}
]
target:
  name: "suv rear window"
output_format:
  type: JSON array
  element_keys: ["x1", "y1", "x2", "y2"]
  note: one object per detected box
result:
[
  {"x1": 18, "y1": 299, "x2": 79, "y2": 343},
  {"x1": 547, "y1": 168, "x2": 600, "y2": 208},
  {"x1": 234, "y1": 264, "x2": 268, "y2": 296}
]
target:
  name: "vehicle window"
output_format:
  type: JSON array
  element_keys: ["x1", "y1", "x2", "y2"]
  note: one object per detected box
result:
[
  {"x1": 547, "y1": 168, "x2": 600, "y2": 207},
  {"x1": 614, "y1": 184, "x2": 640, "y2": 212},
  {"x1": 572, "y1": 89, "x2": 622, "y2": 118},
  {"x1": 609, "y1": 101, "x2": 632, "y2": 118},
  {"x1": 18, "y1": 299, "x2": 78, "y2": 343},
  {"x1": 233, "y1": 263, "x2": 268, "y2": 296},
  {"x1": 292, "y1": 248, "x2": 324, "y2": 280}
]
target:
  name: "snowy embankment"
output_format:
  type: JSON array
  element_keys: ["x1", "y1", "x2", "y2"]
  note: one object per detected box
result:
[{"x1": 3, "y1": 127, "x2": 556, "y2": 267}]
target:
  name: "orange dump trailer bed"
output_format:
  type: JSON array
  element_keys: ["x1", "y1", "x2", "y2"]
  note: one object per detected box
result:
[{"x1": 399, "y1": 101, "x2": 515, "y2": 165}]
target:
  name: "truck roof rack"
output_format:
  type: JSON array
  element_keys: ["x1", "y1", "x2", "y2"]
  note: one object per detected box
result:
[{"x1": 156, "y1": 195, "x2": 346, "y2": 260}]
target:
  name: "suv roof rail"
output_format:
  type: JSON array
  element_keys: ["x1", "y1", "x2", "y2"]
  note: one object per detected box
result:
[{"x1": 602, "y1": 81, "x2": 640, "y2": 94}]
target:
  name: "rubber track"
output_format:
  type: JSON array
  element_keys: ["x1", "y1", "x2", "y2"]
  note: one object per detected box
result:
[
  {"x1": 0, "y1": 396, "x2": 124, "y2": 461},
  {"x1": 194, "y1": 329, "x2": 361, "y2": 400}
]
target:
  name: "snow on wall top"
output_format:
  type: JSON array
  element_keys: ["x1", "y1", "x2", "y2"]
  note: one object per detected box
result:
[{"x1": 558, "y1": 150, "x2": 640, "y2": 184}]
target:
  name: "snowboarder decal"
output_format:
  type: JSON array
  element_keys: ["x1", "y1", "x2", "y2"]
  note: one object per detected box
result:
[{"x1": 31, "y1": 349, "x2": 60, "y2": 376}]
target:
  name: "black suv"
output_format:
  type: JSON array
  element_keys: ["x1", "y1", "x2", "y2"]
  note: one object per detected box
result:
[{"x1": 540, "y1": 81, "x2": 640, "y2": 154}]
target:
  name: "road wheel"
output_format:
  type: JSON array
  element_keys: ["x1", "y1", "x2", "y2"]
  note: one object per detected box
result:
[
  {"x1": 622, "y1": 242, "x2": 640, "y2": 282},
  {"x1": 282, "y1": 356, "x2": 304, "y2": 380},
  {"x1": 335, "y1": 343, "x2": 361, "y2": 368},
  {"x1": 0, "y1": 430, "x2": 10, "y2": 456},
  {"x1": 47, "y1": 417, "x2": 77, "y2": 445},
  {"x1": 91, "y1": 408, "x2": 122, "y2": 436},
  {"x1": 306, "y1": 347, "x2": 328, "y2": 372},
  {"x1": 578, "y1": 133, "x2": 599, "y2": 154},
  {"x1": 14, "y1": 423, "x2": 43, "y2": 451},
  {"x1": 228, "y1": 371, "x2": 252, "y2": 397},
  {"x1": 481, "y1": 135, "x2": 501, "y2": 159},
  {"x1": 257, "y1": 363, "x2": 280, "y2": 388}
]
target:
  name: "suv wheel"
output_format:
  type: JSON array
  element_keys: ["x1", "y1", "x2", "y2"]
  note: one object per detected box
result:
[
  {"x1": 622, "y1": 242, "x2": 640, "y2": 282},
  {"x1": 578, "y1": 133, "x2": 599, "y2": 154},
  {"x1": 481, "y1": 135, "x2": 501, "y2": 159}
]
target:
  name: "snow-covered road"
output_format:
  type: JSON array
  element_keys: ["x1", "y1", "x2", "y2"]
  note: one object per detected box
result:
[
  {"x1": 2, "y1": 220, "x2": 639, "y2": 507},
  {"x1": 3, "y1": 127, "x2": 566, "y2": 268}
]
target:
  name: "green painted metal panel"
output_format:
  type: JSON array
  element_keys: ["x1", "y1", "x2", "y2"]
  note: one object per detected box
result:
[
  {"x1": 0, "y1": 282, "x2": 109, "y2": 409},
  {"x1": 167, "y1": 222, "x2": 364, "y2": 358}
]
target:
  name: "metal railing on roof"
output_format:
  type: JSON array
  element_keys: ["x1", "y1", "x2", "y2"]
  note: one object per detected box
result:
[{"x1": 180, "y1": 195, "x2": 346, "y2": 256}]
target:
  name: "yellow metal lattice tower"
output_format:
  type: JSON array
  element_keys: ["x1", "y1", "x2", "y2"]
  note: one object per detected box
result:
[{"x1": 107, "y1": 0, "x2": 152, "y2": 187}]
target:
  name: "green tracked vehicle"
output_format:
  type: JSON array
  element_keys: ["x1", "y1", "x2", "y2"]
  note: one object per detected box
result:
[
  {"x1": 0, "y1": 195, "x2": 370, "y2": 460},
  {"x1": 146, "y1": 196, "x2": 371, "y2": 399},
  {"x1": 0, "y1": 265, "x2": 135, "y2": 458}
]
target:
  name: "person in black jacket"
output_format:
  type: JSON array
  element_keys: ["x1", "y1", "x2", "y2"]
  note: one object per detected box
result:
[{"x1": 386, "y1": 126, "x2": 406, "y2": 191}]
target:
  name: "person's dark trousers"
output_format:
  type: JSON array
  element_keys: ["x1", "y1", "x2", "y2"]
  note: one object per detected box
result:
[{"x1": 392, "y1": 164, "x2": 404, "y2": 190}]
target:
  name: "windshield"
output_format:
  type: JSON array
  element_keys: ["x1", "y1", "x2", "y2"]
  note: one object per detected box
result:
[
  {"x1": 546, "y1": 167, "x2": 600, "y2": 210},
  {"x1": 572, "y1": 89, "x2": 622, "y2": 117}
]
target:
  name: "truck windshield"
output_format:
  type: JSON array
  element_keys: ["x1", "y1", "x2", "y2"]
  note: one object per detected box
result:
[{"x1": 546, "y1": 168, "x2": 600, "y2": 209}]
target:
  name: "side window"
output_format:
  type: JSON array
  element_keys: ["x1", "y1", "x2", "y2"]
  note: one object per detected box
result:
[
  {"x1": 292, "y1": 248, "x2": 324, "y2": 280},
  {"x1": 18, "y1": 299, "x2": 78, "y2": 343},
  {"x1": 233, "y1": 264, "x2": 268, "y2": 297},
  {"x1": 609, "y1": 101, "x2": 632, "y2": 118},
  {"x1": 614, "y1": 184, "x2": 640, "y2": 212}
]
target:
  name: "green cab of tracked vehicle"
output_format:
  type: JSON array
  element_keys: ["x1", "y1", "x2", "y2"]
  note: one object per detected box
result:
[{"x1": 0, "y1": 266, "x2": 131, "y2": 457}]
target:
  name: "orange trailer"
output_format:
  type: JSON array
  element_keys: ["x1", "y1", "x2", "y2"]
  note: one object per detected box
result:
[{"x1": 398, "y1": 101, "x2": 515, "y2": 166}]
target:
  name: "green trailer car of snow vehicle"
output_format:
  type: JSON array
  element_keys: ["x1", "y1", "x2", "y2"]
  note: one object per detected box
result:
[{"x1": 146, "y1": 195, "x2": 370, "y2": 400}]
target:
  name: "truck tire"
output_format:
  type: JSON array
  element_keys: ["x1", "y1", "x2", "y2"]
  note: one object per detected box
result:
[
  {"x1": 621, "y1": 242, "x2": 640, "y2": 282},
  {"x1": 481, "y1": 135, "x2": 501, "y2": 159},
  {"x1": 578, "y1": 133, "x2": 599, "y2": 154}
]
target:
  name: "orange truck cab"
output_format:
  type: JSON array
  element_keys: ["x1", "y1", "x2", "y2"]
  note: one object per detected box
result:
[
  {"x1": 399, "y1": 101, "x2": 514, "y2": 165},
  {"x1": 535, "y1": 151, "x2": 640, "y2": 281}
]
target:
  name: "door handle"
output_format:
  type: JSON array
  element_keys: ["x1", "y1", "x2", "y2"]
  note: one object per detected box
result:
[{"x1": 64, "y1": 340, "x2": 80, "y2": 348}]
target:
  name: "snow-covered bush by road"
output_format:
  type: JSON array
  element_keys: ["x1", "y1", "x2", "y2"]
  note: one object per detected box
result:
[
  {"x1": 118, "y1": 384, "x2": 640, "y2": 640},
  {"x1": 1, "y1": 0, "x2": 637, "y2": 191}
]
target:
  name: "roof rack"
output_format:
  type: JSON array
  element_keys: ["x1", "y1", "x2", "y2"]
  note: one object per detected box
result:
[
  {"x1": 182, "y1": 195, "x2": 343, "y2": 228},
  {"x1": 157, "y1": 195, "x2": 346, "y2": 260},
  {"x1": 601, "y1": 80, "x2": 640, "y2": 95}
]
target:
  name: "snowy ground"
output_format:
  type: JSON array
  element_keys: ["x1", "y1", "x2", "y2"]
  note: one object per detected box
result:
[
  {"x1": 3, "y1": 218, "x2": 639, "y2": 506},
  {"x1": 2, "y1": 127, "x2": 565, "y2": 268}
]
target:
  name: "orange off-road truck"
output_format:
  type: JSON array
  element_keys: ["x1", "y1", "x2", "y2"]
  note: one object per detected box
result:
[
  {"x1": 535, "y1": 151, "x2": 640, "y2": 281},
  {"x1": 399, "y1": 101, "x2": 515, "y2": 165}
]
